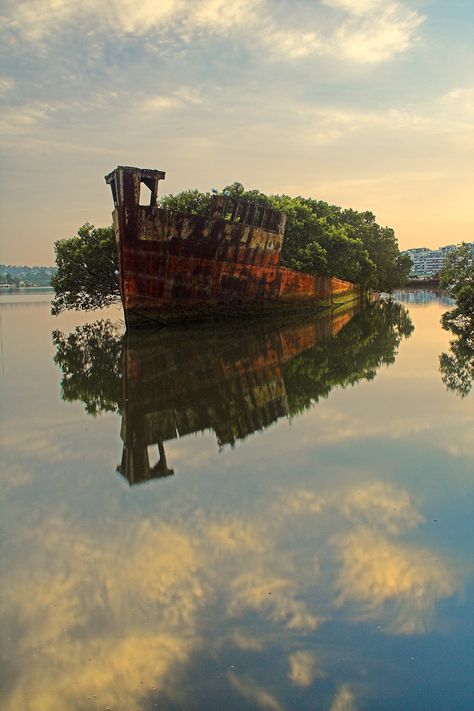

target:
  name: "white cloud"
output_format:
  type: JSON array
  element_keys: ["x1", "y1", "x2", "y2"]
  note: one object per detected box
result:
[
  {"x1": 288, "y1": 650, "x2": 325, "y2": 687},
  {"x1": 0, "y1": 102, "x2": 57, "y2": 135},
  {"x1": 2, "y1": 467, "x2": 463, "y2": 708},
  {"x1": 267, "y1": 0, "x2": 425, "y2": 63},
  {"x1": 333, "y1": 4, "x2": 425, "y2": 63},
  {"x1": 143, "y1": 87, "x2": 204, "y2": 113},
  {"x1": 324, "y1": 0, "x2": 392, "y2": 16},
  {"x1": 144, "y1": 95, "x2": 181, "y2": 112},
  {"x1": 228, "y1": 672, "x2": 286, "y2": 711},
  {"x1": 0, "y1": 76, "x2": 14, "y2": 95},
  {"x1": 2, "y1": 0, "x2": 259, "y2": 41},
  {"x1": 330, "y1": 684, "x2": 358, "y2": 711},
  {"x1": 266, "y1": 29, "x2": 323, "y2": 60},
  {"x1": 2, "y1": 0, "x2": 424, "y2": 64},
  {"x1": 333, "y1": 526, "x2": 458, "y2": 634},
  {"x1": 438, "y1": 86, "x2": 474, "y2": 121}
]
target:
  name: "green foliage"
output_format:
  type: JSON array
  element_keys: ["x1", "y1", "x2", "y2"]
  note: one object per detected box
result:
[
  {"x1": 438, "y1": 244, "x2": 474, "y2": 397},
  {"x1": 159, "y1": 189, "x2": 212, "y2": 215},
  {"x1": 439, "y1": 311, "x2": 474, "y2": 398},
  {"x1": 439, "y1": 243, "x2": 474, "y2": 315},
  {"x1": 52, "y1": 320, "x2": 124, "y2": 415},
  {"x1": 51, "y1": 224, "x2": 119, "y2": 315}
]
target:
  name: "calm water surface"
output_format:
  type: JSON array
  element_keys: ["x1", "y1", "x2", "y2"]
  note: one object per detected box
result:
[{"x1": 1, "y1": 291, "x2": 473, "y2": 711}]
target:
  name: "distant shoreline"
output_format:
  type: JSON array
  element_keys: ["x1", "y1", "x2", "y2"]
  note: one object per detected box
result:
[{"x1": 0, "y1": 286, "x2": 54, "y2": 292}]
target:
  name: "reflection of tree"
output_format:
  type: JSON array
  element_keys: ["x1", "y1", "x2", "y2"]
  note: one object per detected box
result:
[
  {"x1": 52, "y1": 320, "x2": 124, "y2": 415},
  {"x1": 285, "y1": 301, "x2": 414, "y2": 415},
  {"x1": 439, "y1": 309, "x2": 474, "y2": 398}
]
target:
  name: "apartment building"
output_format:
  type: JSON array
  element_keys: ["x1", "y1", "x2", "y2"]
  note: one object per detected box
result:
[{"x1": 403, "y1": 243, "x2": 474, "y2": 278}]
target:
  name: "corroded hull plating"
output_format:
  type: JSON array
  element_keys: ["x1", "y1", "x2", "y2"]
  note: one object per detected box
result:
[{"x1": 105, "y1": 166, "x2": 360, "y2": 327}]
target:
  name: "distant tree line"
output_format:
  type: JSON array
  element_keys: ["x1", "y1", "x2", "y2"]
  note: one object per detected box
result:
[
  {"x1": 51, "y1": 185, "x2": 411, "y2": 314},
  {"x1": 0, "y1": 264, "x2": 56, "y2": 287}
]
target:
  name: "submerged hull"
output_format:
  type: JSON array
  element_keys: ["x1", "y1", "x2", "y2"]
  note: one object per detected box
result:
[{"x1": 106, "y1": 166, "x2": 360, "y2": 327}]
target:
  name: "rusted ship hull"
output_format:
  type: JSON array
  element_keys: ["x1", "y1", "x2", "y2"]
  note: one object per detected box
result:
[{"x1": 106, "y1": 166, "x2": 360, "y2": 328}]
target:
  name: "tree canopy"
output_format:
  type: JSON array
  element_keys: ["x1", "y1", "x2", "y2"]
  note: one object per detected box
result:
[{"x1": 51, "y1": 224, "x2": 119, "y2": 315}]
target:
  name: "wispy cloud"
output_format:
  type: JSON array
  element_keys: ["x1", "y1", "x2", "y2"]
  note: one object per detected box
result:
[
  {"x1": 0, "y1": 75, "x2": 14, "y2": 95},
  {"x1": 2, "y1": 0, "x2": 424, "y2": 65},
  {"x1": 332, "y1": 3, "x2": 425, "y2": 63},
  {"x1": 0, "y1": 101, "x2": 57, "y2": 135},
  {"x1": 269, "y1": 0, "x2": 425, "y2": 63}
]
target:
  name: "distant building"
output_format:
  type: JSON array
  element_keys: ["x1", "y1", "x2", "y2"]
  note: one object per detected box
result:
[{"x1": 402, "y1": 243, "x2": 474, "y2": 278}]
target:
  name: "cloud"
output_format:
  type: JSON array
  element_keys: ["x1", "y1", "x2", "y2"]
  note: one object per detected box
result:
[
  {"x1": 288, "y1": 650, "x2": 325, "y2": 687},
  {"x1": 229, "y1": 570, "x2": 325, "y2": 631},
  {"x1": 333, "y1": 526, "x2": 458, "y2": 634},
  {"x1": 0, "y1": 426, "x2": 71, "y2": 461},
  {"x1": 335, "y1": 481, "x2": 424, "y2": 535},
  {"x1": 330, "y1": 684, "x2": 358, "y2": 711},
  {"x1": 228, "y1": 672, "x2": 286, "y2": 711},
  {"x1": 2, "y1": 0, "x2": 259, "y2": 42},
  {"x1": 1, "y1": 471, "x2": 461, "y2": 708},
  {"x1": 0, "y1": 76, "x2": 14, "y2": 95},
  {"x1": 277, "y1": 481, "x2": 424, "y2": 535},
  {"x1": 268, "y1": 0, "x2": 425, "y2": 63},
  {"x1": 143, "y1": 87, "x2": 204, "y2": 113},
  {"x1": 2, "y1": 0, "x2": 424, "y2": 65},
  {"x1": 1, "y1": 515, "x2": 206, "y2": 711},
  {"x1": 0, "y1": 102, "x2": 57, "y2": 135},
  {"x1": 333, "y1": 4, "x2": 425, "y2": 63}
]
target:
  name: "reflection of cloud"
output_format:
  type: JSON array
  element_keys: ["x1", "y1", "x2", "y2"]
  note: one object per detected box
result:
[
  {"x1": 330, "y1": 684, "x2": 358, "y2": 711},
  {"x1": 228, "y1": 672, "x2": 286, "y2": 711},
  {"x1": 288, "y1": 650, "x2": 324, "y2": 687},
  {"x1": 279, "y1": 481, "x2": 423, "y2": 535},
  {"x1": 0, "y1": 428, "x2": 70, "y2": 462},
  {"x1": 333, "y1": 527, "x2": 458, "y2": 634},
  {"x1": 2, "y1": 474, "x2": 461, "y2": 708},
  {"x1": 0, "y1": 465, "x2": 32, "y2": 498},
  {"x1": 229, "y1": 571, "x2": 324, "y2": 632},
  {"x1": 230, "y1": 630, "x2": 265, "y2": 652},
  {"x1": 208, "y1": 517, "x2": 268, "y2": 553},
  {"x1": 1, "y1": 516, "x2": 206, "y2": 711},
  {"x1": 336, "y1": 481, "x2": 423, "y2": 535}
]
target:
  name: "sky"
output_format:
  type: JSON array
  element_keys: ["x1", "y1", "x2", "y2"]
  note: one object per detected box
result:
[{"x1": 0, "y1": 0, "x2": 473, "y2": 265}]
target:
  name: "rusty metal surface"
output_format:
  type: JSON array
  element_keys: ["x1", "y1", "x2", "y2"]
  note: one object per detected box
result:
[{"x1": 106, "y1": 166, "x2": 359, "y2": 327}]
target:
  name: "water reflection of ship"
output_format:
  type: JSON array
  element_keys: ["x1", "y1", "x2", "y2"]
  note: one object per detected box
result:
[{"x1": 117, "y1": 305, "x2": 358, "y2": 486}]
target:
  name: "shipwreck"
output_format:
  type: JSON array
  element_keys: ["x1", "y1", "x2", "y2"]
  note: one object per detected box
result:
[{"x1": 105, "y1": 166, "x2": 360, "y2": 328}]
